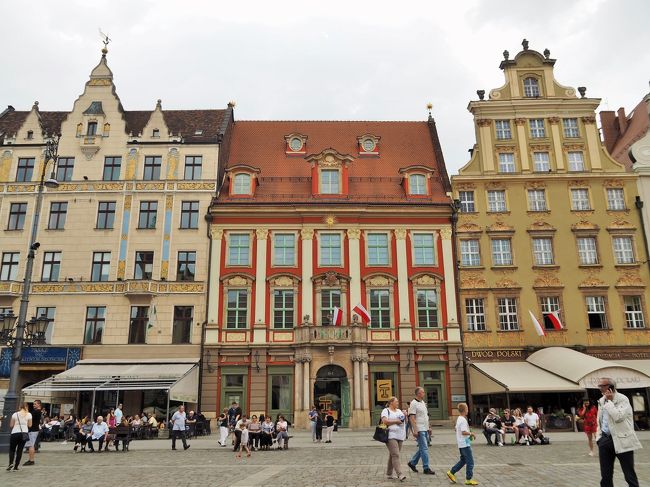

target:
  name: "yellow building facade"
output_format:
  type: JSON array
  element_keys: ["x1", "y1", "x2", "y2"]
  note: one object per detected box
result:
[{"x1": 452, "y1": 41, "x2": 650, "y2": 413}]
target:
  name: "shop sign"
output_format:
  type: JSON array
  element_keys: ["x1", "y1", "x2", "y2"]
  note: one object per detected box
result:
[
  {"x1": 0, "y1": 347, "x2": 81, "y2": 377},
  {"x1": 467, "y1": 349, "x2": 524, "y2": 361},
  {"x1": 590, "y1": 351, "x2": 650, "y2": 360},
  {"x1": 376, "y1": 379, "x2": 392, "y2": 401},
  {"x1": 451, "y1": 395, "x2": 466, "y2": 402}
]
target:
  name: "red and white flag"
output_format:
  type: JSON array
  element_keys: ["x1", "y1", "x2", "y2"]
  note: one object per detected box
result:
[
  {"x1": 529, "y1": 310, "x2": 546, "y2": 337},
  {"x1": 332, "y1": 307, "x2": 343, "y2": 326},
  {"x1": 352, "y1": 303, "x2": 371, "y2": 325},
  {"x1": 548, "y1": 310, "x2": 564, "y2": 330}
]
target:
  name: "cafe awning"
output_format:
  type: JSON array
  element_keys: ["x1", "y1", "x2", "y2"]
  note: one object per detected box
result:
[
  {"x1": 469, "y1": 361, "x2": 584, "y2": 395},
  {"x1": 526, "y1": 347, "x2": 650, "y2": 389},
  {"x1": 21, "y1": 358, "x2": 199, "y2": 402}
]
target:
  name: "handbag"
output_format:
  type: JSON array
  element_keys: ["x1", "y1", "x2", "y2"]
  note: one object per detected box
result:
[
  {"x1": 372, "y1": 408, "x2": 389, "y2": 443},
  {"x1": 17, "y1": 413, "x2": 29, "y2": 442}
]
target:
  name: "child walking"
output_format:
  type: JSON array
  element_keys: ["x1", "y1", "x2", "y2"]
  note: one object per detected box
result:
[
  {"x1": 447, "y1": 403, "x2": 478, "y2": 485},
  {"x1": 235, "y1": 422, "x2": 251, "y2": 459}
]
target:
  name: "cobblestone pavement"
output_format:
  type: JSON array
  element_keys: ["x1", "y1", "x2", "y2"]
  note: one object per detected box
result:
[{"x1": 4, "y1": 430, "x2": 649, "y2": 487}]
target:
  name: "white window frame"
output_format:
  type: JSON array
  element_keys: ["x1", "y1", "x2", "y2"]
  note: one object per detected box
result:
[
  {"x1": 272, "y1": 232, "x2": 297, "y2": 267},
  {"x1": 529, "y1": 119, "x2": 546, "y2": 138},
  {"x1": 412, "y1": 233, "x2": 436, "y2": 266},
  {"x1": 320, "y1": 169, "x2": 340, "y2": 194},
  {"x1": 624, "y1": 296, "x2": 645, "y2": 329},
  {"x1": 606, "y1": 188, "x2": 626, "y2": 211},
  {"x1": 523, "y1": 78, "x2": 540, "y2": 97},
  {"x1": 232, "y1": 173, "x2": 252, "y2": 195},
  {"x1": 465, "y1": 298, "x2": 486, "y2": 331},
  {"x1": 612, "y1": 236, "x2": 635, "y2": 264},
  {"x1": 577, "y1": 237, "x2": 599, "y2": 265},
  {"x1": 568, "y1": 151, "x2": 585, "y2": 172},
  {"x1": 416, "y1": 289, "x2": 439, "y2": 328},
  {"x1": 487, "y1": 190, "x2": 507, "y2": 212},
  {"x1": 532, "y1": 237, "x2": 554, "y2": 265},
  {"x1": 226, "y1": 288, "x2": 249, "y2": 329},
  {"x1": 318, "y1": 232, "x2": 343, "y2": 267},
  {"x1": 586, "y1": 295, "x2": 608, "y2": 329},
  {"x1": 571, "y1": 188, "x2": 591, "y2": 211},
  {"x1": 409, "y1": 174, "x2": 427, "y2": 195},
  {"x1": 527, "y1": 189, "x2": 547, "y2": 212},
  {"x1": 369, "y1": 288, "x2": 391, "y2": 329},
  {"x1": 495, "y1": 120, "x2": 512, "y2": 140},
  {"x1": 498, "y1": 153, "x2": 516, "y2": 173},
  {"x1": 366, "y1": 232, "x2": 390, "y2": 266},
  {"x1": 533, "y1": 152, "x2": 550, "y2": 172},
  {"x1": 459, "y1": 191, "x2": 475, "y2": 213},
  {"x1": 460, "y1": 239, "x2": 481, "y2": 267},
  {"x1": 498, "y1": 297, "x2": 519, "y2": 331},
  {"x1": 227, "y1": 233, "x2": 251, "y2": 266},
  {"x1": 491, "y1": 239, "x2": 513, "y2": 266},
  {"x1": 563, "y1": 118, "x2": 579, "y2": 138}
]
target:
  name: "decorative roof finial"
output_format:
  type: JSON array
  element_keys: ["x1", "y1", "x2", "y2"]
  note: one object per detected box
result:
[
  {"x1": 426, "y1": 103, "x2": 433, "y2": 117},
  {"x1": 228, "y1": 101, "x2": 236, "y2": 108},
  {"x1": 578, "y1": 87, "x2": 587, "y2": 98},
  {"x1": 522, "y1": 38, "x2": 529, "y2": 50},
  {"x1": 503, "y1": 50, "x2": 509, "y2": 61},
  {"x1": 156, "y1": 99, "x2": 162, "y2": 109},
  {"x1": 99, "y1": 29, "x2": 111, "y2": 57},
  {"x1": 543, "y1": 48, "x2": 550, "y2": 59},
  {"x1": 476, "y1": 90, "x2": 485, "y2": 101},
  {"x1": 32, "y1": 100, "x2": 39, "y2": 111}
]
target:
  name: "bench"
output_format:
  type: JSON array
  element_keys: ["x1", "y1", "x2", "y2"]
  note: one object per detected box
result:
[{"x1": 111, "y1": 426, "x2": 133, "y2": 451}]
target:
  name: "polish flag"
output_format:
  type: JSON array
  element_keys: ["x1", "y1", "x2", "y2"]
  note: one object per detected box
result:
[
  {"x1": 332, "y1": 307, "x2": 343, "y2": 326},
  {"x1": 528, "y1": 310, "x2": 546, "y2": 337},
  {"x1": 548, "y1": 311, "x2": 564, "y2": 331},
  {"x1": 352, "y1": 303, "x2": 371, "y2": 325}
]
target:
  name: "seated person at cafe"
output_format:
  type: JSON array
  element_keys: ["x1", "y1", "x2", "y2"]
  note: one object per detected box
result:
[
  {"x1": 148, "y1": 415, "x2": 158, "y2": 428},
  {"x1": 501, "y1": 409, "x2": 518, "y2": 443},
  {"x1": 260, "y1": 416, "x2": 274, "y2": 450},
  {"x1": 87, "y1": 416, "x2": 109, "y2": 452},
  {"x1": 482, "y1": 408, "x2": 503, "y2": 446},
  {"x1": 113, "y1": 417, "x2": 131, "y2": 451},
  {"x1": 523, "y1": 406, "x2": 544, "y2": 443}
]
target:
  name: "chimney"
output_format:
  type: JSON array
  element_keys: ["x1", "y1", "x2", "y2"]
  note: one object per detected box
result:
[
  {"x1": 617, "y1": 107, "x2": 628, "y2": 133},
  {"x1": 599, "y1": 111, "x2": 619, "y2": 154}
]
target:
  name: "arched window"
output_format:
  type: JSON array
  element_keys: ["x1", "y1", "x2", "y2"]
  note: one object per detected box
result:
[
  {"x1": 523, "y1": 77, "x2": 540, "y2": 98},
  {"x1": 232, "y1": 173, "x2": 251, "y2": 194},
  {"x1": 409, "y1": 174, "x2": 427, "y2": 195}
]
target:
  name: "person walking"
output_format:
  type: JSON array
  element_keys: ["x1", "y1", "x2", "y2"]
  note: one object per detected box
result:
[
  {"x1": 407, "y1": 387, "x2": 435, "y2": 475},
  {"x1": 171, "y1": 405, "x2": 190, "y2": 451},
  {"x1": 381, "y1": 396, "x2": 407, "y2": 481},
  {"x1": 23, "y1": 399, "x2": 42, "y2": 466},
  {"x1": 7, "y1": 402, "x2": 32, "y2": 471},
  {"x1": 324, "y1": 409, "x2": 335, "y2": 443},
  {"x1": 314, "y1": 409, "x2": 323, "y2": 443},
  {"x1": 447, "y1": 402, "x2": 478, "y2": 485},
  {"x1": 596, "y1": 378, "x2": 641, "y2": 487},
  {"x1": 218, "y1": 409, "x2": 229, "y2": 447},
  {"x1": 235, "y1": 422, "x2": 251, "y2": 459},
  {"x1": 578, "y1": 399, "x2": 598, "y2": 456},
  {"x1": 308, "y1": 406, "x2": 318, "y2": 442}
]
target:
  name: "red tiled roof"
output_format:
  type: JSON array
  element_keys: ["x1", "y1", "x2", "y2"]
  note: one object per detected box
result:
[
  {"x1": 602, "y1": 101, "x2": 649, "y2": 171},
  {"x1": 219, "y1": 120, "x2": 451, "y2": 205}
]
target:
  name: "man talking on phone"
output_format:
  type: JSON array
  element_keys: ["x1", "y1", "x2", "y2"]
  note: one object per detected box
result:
[{"x1": 596, "y1": 377, "x2": 641, "y2": 487}]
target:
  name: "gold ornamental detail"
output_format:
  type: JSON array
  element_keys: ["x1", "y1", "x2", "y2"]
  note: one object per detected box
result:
[
  {"x1": 210, "y1": 227, "x2": 224, "y2": 240},
  {"x1": 533, "y1": 271, "x2": 563, "y2": 288},
  {"x1": 457, "y1": 222, "x2": 482, "y2": 234},
  {"x1": 476, "y1": 119, "x2": 493, "y2": 127},
  {"x1": 578, "y1": 271, "x2": 608, "y2": 289},
  {"x1": 514, "y1": 118, "x2": 527, "y2": 126},
  {"x1": 439, "y1": 228, "x2": 452, "y2": 240},
  {"x1": 581, "y1": 116, "x2": 597, "y2": 125},
  {"x1": 615, "y1": 270, "x2": 644, "y2": 288},
  {"x1": 256, "y1": 228, "x2": 269, "y2": 240},
  {"x1": 568, "y1": 179, "x2": 589, "y2": 187},
  {"x1": 394, "y1": 229, "x2": 408, "y2": 240},
  {"x1": 135, "y1": 182, "x2": 165, "y2": 191},
  {"x1": 346, "y1": 228, "x2": 361, "y2": 240},
  {"x1": 300, "y1": 228, "x2": 315, "y2": 240},
  {"x1": 547, "y1": 117, "x2": 560, "y2": 124},
  {"x1": 177, "y1": 182, "x2": 217, "y2": 190},
  {"x1": 460, "y1": 272, "x2": 487, "y2": 289},
  {"x1": 603, "y1": 179, "x2": 624, "y2": 188}
]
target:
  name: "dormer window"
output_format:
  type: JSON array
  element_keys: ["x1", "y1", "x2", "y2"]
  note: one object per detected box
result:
[
  {"x1": 152, "y1": 129, "x2": 160, "y2": 138},
  {"x1": 357, "y1": 134, "x2": 380, "y2": 155},
  {"x1": 409, "y1": 174, "x2": 427, "y2": 195},
  {"x1": 523, "y1": 77, "x2": 540, "y2": 97},
  {"x1": 400, "y1": 165, "x2": 433, "y2": 197},
  {"x1": 285, "y1": 133, "x2": 307, "y2": 154},
  {"x1": 321, "y1": 169, "x2": 340, "y2": 194},
  {"x1": 26, "y1": 130, "x2": 33, "y2": 140},
  {"x1": 289, "y1": 137, "x2": 303, "y2": 151},
  {"x1": 87, "y1": 121, "x2": 98, "y2": 136},
  {"x1": 232, "y1": 173, "x2": 252, "y2": 195}
]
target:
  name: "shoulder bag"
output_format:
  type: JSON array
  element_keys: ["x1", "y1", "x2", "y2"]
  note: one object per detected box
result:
[
  {"x1": 373, "y1": 408, "x2": 389, "y2": 443},
  {"x1": 17, "y1": 413, "x2": 30, "y2": 442}
]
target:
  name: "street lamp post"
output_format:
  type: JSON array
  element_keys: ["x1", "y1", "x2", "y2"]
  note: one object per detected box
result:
[{"x1": 0, "y1": 134, "x2": 60, "y2": 453}]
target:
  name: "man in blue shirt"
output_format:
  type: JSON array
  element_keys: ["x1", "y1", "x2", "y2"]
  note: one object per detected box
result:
[
  {"x1": 87, "y1": 416, "x2": 109, "y2": 452},
  {"x1": 171, "y1": 405, "x2": 190, "y2": 450}
]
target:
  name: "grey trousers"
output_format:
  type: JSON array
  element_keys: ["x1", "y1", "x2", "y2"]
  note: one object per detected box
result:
[{"x1": 386, "y1": 439, "x2": 403, "y2": 476}]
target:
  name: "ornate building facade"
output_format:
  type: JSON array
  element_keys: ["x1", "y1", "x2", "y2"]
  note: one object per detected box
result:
[
  {"x1": 451, "y1": 41, "x2": 650, "y2": 411},
  {"x1": 0, "y1": 48, "x2": 232, "y2": 415},
  {"x1": 203, "y1": 118, "x2": 463, "y2": 427}
]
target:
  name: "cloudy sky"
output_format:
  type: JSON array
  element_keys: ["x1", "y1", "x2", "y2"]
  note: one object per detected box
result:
[{"x1": 1, "y1": 0, "x2": 649, "y2": 173}]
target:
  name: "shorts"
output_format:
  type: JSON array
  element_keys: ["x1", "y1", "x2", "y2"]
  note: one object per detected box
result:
[{"x1": 25, "y1": 431, "x2": 39, "y2": 447}]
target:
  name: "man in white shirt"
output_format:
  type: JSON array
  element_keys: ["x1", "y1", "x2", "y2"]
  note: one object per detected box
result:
[
  {"x1": 171, "y1": 405, "x2": 190, "y2": 450},
  {"x1": 114, "y1": 404, "x2": 123, "y2": 425},
  {"x1": 407, "y1": 387, "x2": 435, "y2": 475},
  {"x1": 523, "y1": 406, "x2": 543, "y2": 442},
  {"x1": 87, "y1": 416, "x2": 109, "y2": 452}
]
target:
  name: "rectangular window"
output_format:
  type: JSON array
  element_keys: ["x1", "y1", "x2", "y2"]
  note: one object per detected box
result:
[
  {"x1": 539, "y1": 296, "x2": 561, "y2": 330},
  {"x1": 586, "y1": 296, "x2": 608, "y2": 329},
  {"x1": 35, "y1": 306, "x2": 55, "y2": 344},
  {"x1": 0, "y1": 252, "x2": 20, "y2": 281},
  {"x1": 459, "y1": 191, "x2": 475, "y2": 213},
  {"x1": 321, "y1": 169, "x2": 340, "y2": 194},
  {"x1": 498, "y1": 153, "x2": 515, "y2": 173},
  {"x1": 134, "y1": 251, "x2": 154, "y2": 279},
  {"x1": 533, "y1": 152, "x2": 550, "y2": 172},
  {"x1": 177, "y1": 251, "x2": 196, "y2": 281},
  {"x1": 273, "y1": 289, "x2": 295, "y2": 329},
  {"x1": 577, "y1": 237, "x2": 599, "y2": 265},
  {"x1": 103, "y1": 156, "x2": 122, "y2": 181},
  {"x1": 530, "y1": 119, "x2": 546, "y2": 138},
  {"x1": 367, "y1": 233, "x2": 389, "y2": 266},
  {"x1": 369, "y1": 289, "x2": 391, "y2": 328},
  {"x1": 143, "y1": 156, "x2": 162, "y2": 181},
  {"x1": 613, "y1": 236, "x2": 635, "y2": 264},
  {"x1": 624, "y1": 296, "x2": 645, "y2": 329},
  {"x1": 495, "y1": 120, "x2": 512, "y2": 140},
  {"x1": 41, "y1": 251, "x2": 61, "y2": 282},
  {"x1": 460, "y1": 239, "x2": 481, "y2": 266},
  {"x1": 228, "y1": 234, "x2": 250, "y2": 266},
  {"x1": 232, "y1": 174, "x2": 251, "y2": 194},
  {"x1": 87, "y1": 121, "x2": 97, "y2": 136},
  {"x1": 413, "y1": 233, "x2": 435, "y2": 266},
  {"x1": 184, "y1": 156, "x2": 202, "y2": 180},
  {"x1": 498, "y1": 297, "x2": 519, "y2": 330},
  {"x1": 571, "y1": 189, "x2": 591, "y2": 211},
  {"x1": 568, "y1": 151, "x2": 585, "y2": 172},
  {"x1": 226, "y1": 290, "x2": 248, "y2": 329},
  {"x1": 491, "y1": 239, "x2": 513, "y2": 266},
  {"x1": 48, "y1": 202, "x2": 67, "y2": 229},
  {"x1": 138, "y1": 201, "x2": 158, "y2": 229},
  {"x1": 320, "y1": 233, "x2": 342, "y2": 266},
  {"x1": 532, "y1": 238, "x2": 554, "y2": 265},
  {"x1": 527, "y1": 189, "x2": 547, "y2": 211},
  {"x1": 416, "y1": 289, "x2": 438, "y2": 328},
  {"x1": 56, "y1": 157, "x2": 74, "y2": 182},
  {"x1": 84, "y1": 306, "x2": 105, "y2": 344},
  {"x1": 271, "y1": 374, "x2": 291, "y2": 411},
  {"x1": 487, "y1": 190, "x2": 507, "y2": 212},
  {"x1": 129, "y1": 306, "x2": 149, "y2": 344},
  {"x1": 273, "y1": 234, "x2": 295, "y2": 266},
  {"x1": 465, "y1": 298, "x2": 486, "y2": 331},
  {"x1": 172, "y1": 306, "x2": 193, "y2": 343},
  {"x1": 321, "y1": 289, "x2": 341, "y2": 326},
  {"x1": 8, "y1": 202, "x2": 27, "y2": 230},
  {"x1": 91, "y1": 251, "x2": 111, "y2": 281},
  {"x1": 16, "y1": 158, "x2": 35, "y2": 182},
  {"x1": 96, "y1": 201, "x2": 116, "y2": 229},
  {"x1": 606, "y1": 188, "x2": 626, "y2": 211},
  {"x1": 180, "y1": 201, "x2": 199, "y2": 229},
  {"x1": 563, "y1": 118, "x2": 579, "y2": 138},
  {"x1": 409, "y1": 174, "x2": 427, "y2": 195}
]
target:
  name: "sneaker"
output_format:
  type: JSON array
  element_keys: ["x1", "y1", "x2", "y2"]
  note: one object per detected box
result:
[
  {"x1": 398, "y1": 475, "x2": 407, "y2": 482},
  {"x1": 407, "y1": 462, "x2": 418, "y2": 473},
  {"x1": 498, "y1": 442, "x2": 504, "y2": 447},
  {"x1": 423, "y1": 469, "x2": 436, "y2": 475},
  {"x1": 447, "y1": 471, "x2": 457, "y2": 484},
  {"x1": 465, "y1": 480, "x2": 479, "y2": 485},
  {"x1": 184, "y1": 445, "x2": 190, "y2": 450},
  {"x1": 23, "y1": 460, "x2": 35, "y2": 466},
  {"x1": 386, "y1": 474, "x2": 397, "y2": 480},
  {"x1": 588, "y1": 451, "x2": 594, "y2": 457},
  {"x1": 6, "y1": 464, "x2": 13, "y2": 471}
]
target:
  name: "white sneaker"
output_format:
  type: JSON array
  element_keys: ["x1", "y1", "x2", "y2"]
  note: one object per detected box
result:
[
  {"x1": 498, "y1": 442, "x2": 504, "y2": 447},
  {"x1": 588, "y1": 451, "x2": 594, "y2": 457}
]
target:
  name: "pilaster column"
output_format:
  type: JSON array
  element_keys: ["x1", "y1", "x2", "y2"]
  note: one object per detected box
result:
[
  {"x1": 514, "y1": 118, "x2": 530, "y2": 172},
  {"x1": 582, "y1": 116, "x2": 602, "y2": 170},
  {"x1": 361, "y1": 358, "x2": 369, "y2": 409},
  {"x1": 440, "y1": 227, "x2": 460, "y2": 343},
  {"x1": 301, "y1": 228, "x2": 315, "y2": 322},
  {"x1": 353, "y1": 356, "x2": 361, "y2": 409},
  {"x1": 294, "y1": 359, "x2": 303, "y2": 412},
  {"x1": 548, "y1": 117, "x2": 565, "y2": 171},
  {"x1": 254, "y1": 229, "x2": 268, "y2": 325},
  {"x1": 347, "y1": 229, "x2": 362, "y2": 318},
  {"x1": 476, "y1": 119, "x2": 495, "y2": 172},
  {"x1": 302, "y1": 357, "x2": 311, "y2": 410},
  {"x1": 395, "y1": 229, "x2": 411, "y2": 331},
  {"x1": 207, "y1": 226, "x2": 224, "y2": 325}
]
